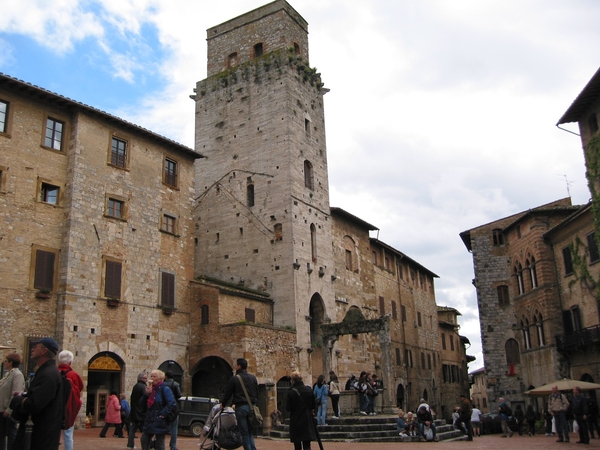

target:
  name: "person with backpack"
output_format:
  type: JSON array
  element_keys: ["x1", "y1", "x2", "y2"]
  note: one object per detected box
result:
[
  {"x1": 313, "y1": 375, "x2": 328, "y2": 426},
  {"x1": 57, "y1": 350, "x2": 83, "y2": 450},
  {"x1": 416, "y1": 405, "x2": 437, "y2": 442},
  {"x1": 10, "y1": 337, "x2": 63, "y2": 450},
  {"x1": 119, "y1": 394, "x2": 131, "y2": 438},
  {"x1": 497, "y1": 397, "x2": 513, "y2": 438},
  {"x1": 128, "y1": 373, "x2": 148, "y2": 450},
  {"x1": 548, "y1": 385, "x2": 570, "y2": 442},
  {"x1": 163, "y1": 371, "x2": 181, "y2": 450}
]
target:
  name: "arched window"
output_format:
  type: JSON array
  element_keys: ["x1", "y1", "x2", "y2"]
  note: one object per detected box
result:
[
  {"x1": 304, "y1": 160, "x2": 314, "y2": 190},
  {"x1": 201, "y1": 305, "x2": 209, "y2": 325},
  {"x1": 535, "y1": 311, "x2": 545, "y2": 346},
  {"x1": 514, "y1": 262, "x2": 524, "y2": 295},
  {"x1": 505, "y1": 339, "x2": 520, "y2": 364},
  {"x1": 527, "y1": 255, "x2": 538, "y2": 289},
  {"x1": 492, "y1": 228, "x2": 505, "y2": 246},
  {"x1": 310, "y1": 224, "x2": 317, "y2": 262},
  {"x1": 521, "y1": 317, "x2": 531, "y2": 350}
]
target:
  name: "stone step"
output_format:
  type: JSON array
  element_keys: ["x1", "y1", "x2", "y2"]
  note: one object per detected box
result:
[{"x1": 269, "y1": 415, "x2": 467, "y2": 442}]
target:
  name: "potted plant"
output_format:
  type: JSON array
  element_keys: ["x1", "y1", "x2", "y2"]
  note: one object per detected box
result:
[
  {"x1": 106, "y1": 298, "x2": 121, "y2": 308},
  {"x1": 161, "y1": 305, "x2": 176, "y2": 316},
  {"x1": 35, "y1": 288, "x2": 52, "y2": 300}
]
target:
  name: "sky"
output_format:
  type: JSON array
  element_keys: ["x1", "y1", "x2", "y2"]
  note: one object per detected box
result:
[{"x1": 1, "y1": 0, "x2": 598, "y2": 371}]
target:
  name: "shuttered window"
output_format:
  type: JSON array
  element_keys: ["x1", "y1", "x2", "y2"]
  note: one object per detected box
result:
[
  {"x1": 161, "y1": 271, "x2": 175, "y2": 308},
  {"x1": 34, "y1": 250, "x2": 56, "y2": 290},
  {"x1": 105, "y1": 260, "x2": 122, "y2": 299}
]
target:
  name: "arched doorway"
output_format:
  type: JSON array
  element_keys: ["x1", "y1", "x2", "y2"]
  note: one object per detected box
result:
[
  {"x1": 87, "y1": 352, "x2": 124, "y2": 426},
  {"x1": 191, "y1": 356, "x2": 232, "y2": 399},
  {"x1": 159, "y1": 360, "x2": 184, "y2": 391},
  {"x1": 276, "y1": 376, "x2": 291, "y2": 421},
  {"x1": 396, "y1": 384, "x2": 405, "y2": 409},
  {"x1": 309, "y1": 293, "x2": 325, "y2": 380}
]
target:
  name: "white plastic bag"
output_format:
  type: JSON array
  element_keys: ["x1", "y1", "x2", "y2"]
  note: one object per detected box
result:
[{"x1": 574, "y1": 420, "x2": 579, "y2": 433}]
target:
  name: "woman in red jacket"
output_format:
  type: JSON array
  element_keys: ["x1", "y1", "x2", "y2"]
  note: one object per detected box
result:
[{"x1": 99, "y1": 391, "x2": 123, "y2": 438}]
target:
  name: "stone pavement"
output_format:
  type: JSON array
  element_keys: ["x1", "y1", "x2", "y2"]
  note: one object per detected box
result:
[{"x1": 71, "y1": 428, "x2": 600, "y2": 449}]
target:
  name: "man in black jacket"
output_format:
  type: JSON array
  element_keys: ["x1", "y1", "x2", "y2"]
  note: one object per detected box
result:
[
  {"x1": 11, "y1": 337, "x2": 63, "y2": 450},
  {"x1": 572, "y1": 387, "x2": 589, "y2": 444},
  {"x1": 127, "y1": 372, "x2": 147, "y2": 450},
  {"x1": 221, "y1": 358, "x2": 258, "y2": 450}
]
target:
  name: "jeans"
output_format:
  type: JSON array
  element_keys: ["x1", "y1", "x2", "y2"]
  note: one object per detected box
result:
[
  {"x1": 359, "y1": 394, "x2": 369, "y2": 413},
  {"x1": 168, "y1": 416, "x2": 179, "y2": 450},
  {"x1": 500, "y1": 418, "x2": 511, "y2": 436},
  {"x1": 418, "y1": 422, "x2": 436, "y2": 439},
  {"x1": 317, "y1": 401, "x2": 327, "y2": 425},
  {"x1": 128, "y1": 421, "x2": 144, "y2": 448},
  {"x1": 235, "y1": 405, "x2": 257, "y2": 450},
  {"x1": 141, "y1": 433, "x2": 165, "y2": 450},
  {"x1": 0, "y1": 416, "x2": 18, "y2": 450},
  {"x1": 63, "y1": 426, "x2": 74, "y2": 450},
  {"x1": 554, "y1": 411, "x2": 569, "y2": 441},
  {"x1": 99, "y1": 421, "x2": 124, "y2": 437}
]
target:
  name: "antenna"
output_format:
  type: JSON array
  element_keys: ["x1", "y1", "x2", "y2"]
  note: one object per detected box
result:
[{"x1": 560, "y1": 174, "x2": 573, "y2": 198}]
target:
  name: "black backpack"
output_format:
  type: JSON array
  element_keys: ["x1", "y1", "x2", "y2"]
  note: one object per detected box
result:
[{"x1": 61, "y1": 371, "x2": 74, "y2": 429}]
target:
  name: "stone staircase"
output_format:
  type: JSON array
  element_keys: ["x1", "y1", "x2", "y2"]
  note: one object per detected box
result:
[{"x1": 269, "y1": 415, "x2": 467, "y2": 442}]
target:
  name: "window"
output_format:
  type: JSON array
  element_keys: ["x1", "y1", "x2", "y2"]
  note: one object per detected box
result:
[
  {"x1": 345, "y1": 250, "x2": 352, "y2": 270},
  {"x1": 441, "y1": 333, "x2": 446, "y2": 350},
  {"x1": 161, "y1": 213, "x2": 177, "y2": 235},
  {"x1": 32, "y1": 248, "x2": 57, "y2": 291},
  {"x1": 201, "y1": 305, "x2": 209, "y2": 325},
  {"x1": 160, "y1": 270, "x2": 175, "y2": 308},
  {"x1": 395, "y1": 348, "x2": 401, "y2": 366},
  {"x1": 0, "y1": 100, "x2": 9, "y2": 134},
  {"x1": 379, "y1": 296, "x2": 385, "y2": 316},
  {"x1": 450, "y1": 336, "x2": 455, "y2": 351},
  {"x1": 253, "y1": 43, "x2": 263, "y2": 58},
  {"x1": 106, "y1": 197, "x2": 125, "y2": 219},
  {"x1": 562, "y1": 246, "x2": 574, "y2": 275},
  {"x1": 397, "y1": 262, "x2": 403, "y2": 279},
  {"x1": 227, "y1": 52, "x2": 237, "y2": 68},
  {"x1": 40, "y1": 182, "x2": 59, "y2": 205},
  {"x1": 563, "y1": 306, "x2": 582, "y2": 334},
  {"x1": 404, "y1": 349, "x2": 413, "y2": 367},
  {"x1": 104, "y1": 259, "x2": 122, "y2": 299},
  {"x1": 304, "y1": 118, "x2": 311, "y2": 137},
  {"x1": 164, "y1": 158, "x2": 178, "y2": 188},
  {"x1": 247, "y1": 184, "x2": 254, "y2": 207},
  {"x1": 401, "y1": 305, "x2": 406, "y2": 322},
  {"x1": 110, "y1": 137, "x2": 127, "y2": 168},
  {"x1": 343, "y1": 236, "x2": 355, "y2": 271},
  {"x1": 274, "y1": 223, "x2": 283, "y2": 241},
  {"x1": 44, "y1": 117, "x2": 64, "y2": 150},
  {"x1": 514, "y1": 262, "x2": 524, "y2": 294},
  {"x1": 372, "y1": 251, "x2": 378, "y2": 265},
  {"x1": 492, "y1": 228, "x2": 505, "y2": 246},
  {"x1": 384, "y1": 257, "x2": 390, "y2": 270},
  {"x1": 392, "y1": 301, "x2": 397, "y2": 320},
  {"x1": 417, "y1": 311, "x2": 422, "y2": 327},
  {"x1": 304, "y1": 160, "x2": 314, "y2": 190},
  {"x1": 245, "y1": 308, "x2": 255, "y2": 323},
  {"x1": 421, "y1": 352, "x2": 425, "y2": 369},
  {"x1": 310, "y1": 223, "x2": 317, "y2": 262},
  {"x1": 293, "y1": 42, "x2": 300, "y2": 54},
  {"x1": 588, "y1": 232, "x2": 600, "y2": 264},
  {"x1": 521, "y1": 318, "x2": 531, "y2": 350},
  {"x1": 505, "y1": 338, "x2": 520, "y2": 364},
  {"x1": 427, "y1": 354, "x2": 431, "y2": 370},
  {"x1": 535, "y1": 312, "x2": 545, "y2": 346},
  {"x1": 527, "y1": 256, "x2": 538, "y2": 288},
  {"x1": 497, "y1": 285, "x2": 509, "y2": 306}
]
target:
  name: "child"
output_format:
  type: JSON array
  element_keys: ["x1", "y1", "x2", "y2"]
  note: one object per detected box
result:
[
  {"x1": 406, "y1": 411, "x2": 417, "y2": 436},
  {"x1": 397, "y1": 408, "x2": 408, "y2": 435}
]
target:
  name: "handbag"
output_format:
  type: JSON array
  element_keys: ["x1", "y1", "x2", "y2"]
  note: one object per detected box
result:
[
  {"x1": 217, "y1": 411, "x2": 243, "y2": 449},
  {"x1": 236, "y1": 375, "x2": 263, "y2": 428}
]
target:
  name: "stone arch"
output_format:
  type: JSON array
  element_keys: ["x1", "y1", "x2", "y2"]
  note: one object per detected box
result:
[
  {"x1": 276, "y1": 376, "x2": 292, "y2": 421},
  {"x1": 191, "y1": 356, "x2": 233, "y2": 399},
  {"x1": 396, "y1": 383, "x2": 405, "y2": 408},
  {"x1": 309, "y1": 293, "x2": 326, "y2": 347},
  {"x1": 158, "y1": 360, "x2": 184, "y2": 389}
]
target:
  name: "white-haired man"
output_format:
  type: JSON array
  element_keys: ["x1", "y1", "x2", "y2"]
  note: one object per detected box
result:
[{"x1": 58, "y1": 350, "x2": 84, "y2": 450}]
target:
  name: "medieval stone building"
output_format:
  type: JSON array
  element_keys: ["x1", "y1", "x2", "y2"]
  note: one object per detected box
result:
[{"x1": 0, "y1": 0, "x2": 471, "y2": 428}]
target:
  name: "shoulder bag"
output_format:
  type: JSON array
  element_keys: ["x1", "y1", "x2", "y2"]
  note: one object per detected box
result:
[{"x1": 236, "y1": 374, "x2": 263, "y2": 428}]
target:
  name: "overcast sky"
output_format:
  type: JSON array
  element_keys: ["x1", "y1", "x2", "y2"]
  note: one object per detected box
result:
[{"x1": 2, "y1": 0, "x2": 598, "y2": 372}]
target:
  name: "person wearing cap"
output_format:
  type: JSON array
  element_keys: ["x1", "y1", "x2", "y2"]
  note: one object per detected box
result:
[
  {"x1": 127, "y1": 372, "x2": 148, "y2": 450},
  {"x1": 11, "y1": 337, "x2": 63, "y2": 450},
  {"x1": 0, "y1": 353, "x2": 24, "y2": 450}
]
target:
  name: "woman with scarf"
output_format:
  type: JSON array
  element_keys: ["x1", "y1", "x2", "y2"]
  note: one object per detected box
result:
[{"x1": 139, "y1": 370, "x2": 177, "y2": 450}]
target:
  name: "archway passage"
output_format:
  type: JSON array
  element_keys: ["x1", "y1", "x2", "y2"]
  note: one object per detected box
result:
[
  {"x1": 87, "y1": 352, "x2": 124, "y2": 426},
  {"x1": 396, "y1": 384, "x2": 405, "y2": 409},
  {"x1": 277, "y1": 376, "x2": 292, "y2": 421},
  {"x1": 309, "y1": 293, "x2": 326, "y2": 379},
  {"x1": 191, "y1": 356, "x2": 233, "y2": 399},
  {"x1": 159, "y1": 360, "x2": 184, "y2": 390}
]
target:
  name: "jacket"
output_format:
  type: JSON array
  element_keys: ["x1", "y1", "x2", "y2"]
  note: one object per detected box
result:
[
  {"x1": 105, "y1": 394, "x2": 121, "y2": 424},
  {"x1": 12, "y1": 359, "x2": 63, "y2": 450},
  {"x1": 329, "y1": 380, "x2": 341, "y2": 396},
  {"x1": 140, "y1": 382, "x2": 176, "y2": 435},
  {"x1": 163, "y1": 378, "x2": 182, "y2": 399},
  {"x1": 287, "y1": 381, "x2": 317, "y2": 443},
  {"x1": 0, "y1": 368, "x2": 24, "y2": 413},
  {"x1": 313, "y1": 383, "x2": 328, "y2": 404},
  {"x1": 548, "y1": 393, "x2": 570, "y2": 414},
  {"x1": 57, "y1": 364, "x2": 84, "y2": 428},
  {"x1": 221, "y1": 370, "x2": 258, "y2": 407},
  {"x1": 572, "y1": 394, "x2": 588, "y2": 417},
  {"x1": 130, "y1": 380, "x2": 147, "y2": 422}
]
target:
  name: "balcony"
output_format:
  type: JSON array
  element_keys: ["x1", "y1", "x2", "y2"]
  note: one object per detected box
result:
[{"x1": 556, "y1": 324, "x2": 600, "y2": 351}]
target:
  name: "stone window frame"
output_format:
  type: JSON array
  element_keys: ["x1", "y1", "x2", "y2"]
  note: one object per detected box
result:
[
  {"x1": 497, "y1": 285, "x2": 510, "y2": 306},
  {"x1": 105, "y1": 194, "x2": 127, "y2": 221},
  {"x1": 30, "y1": 245, "x2": 59, "y2": 292},
  {"x1": 0, "y1": 98, "x2": 13, "y2": 137},
  {"x1": 102, "y1": 256, "x2": 123, "y2": 300},
  {"x1": 245, "y1": 308, "x2": 256, "y2": 323},
  {"x1": 505, "y1": 338, "x2": 520, "y2": 364},
  {"x1": 304, "y1": 160, "x2": 314, "y2": 190},
  {"x1": 310, "y1": 223, "x2": 317, "y2": 263},
  {"x1": 492, "y1": 228, "x2": 505, "y2": 246},
  {"x1": 159, "y1": 269, "x2": 176, "y2": 308},
  {"x1": 163, "y1": 155, "x2": 179, "y2": 189},
  {"x1": 253, "y1": 42, "x2": 263, "y2": 58},
  {"x1": 160, "y1": 211, "x2": 179, "y2": 237},
  {"x1": 41, "y1": 113, "x2": 69, "y2": 152},
  {"x1": 108, "y1": 133, "x2": 130, "y2": 170},
  {"x1": 37, "y1": 178, "x2": 63, "y2": 207}
]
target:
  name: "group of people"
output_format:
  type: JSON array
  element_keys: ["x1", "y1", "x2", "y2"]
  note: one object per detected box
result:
[
  {"x1": 345, "y1": 371, "x2": 383, "y2": 416},
  {"x1": 0, "y1": 337, "x2": 83, "y2": 450},
  {"x1": 547, "y1": 385, "x2": 599, "y2": 444}
]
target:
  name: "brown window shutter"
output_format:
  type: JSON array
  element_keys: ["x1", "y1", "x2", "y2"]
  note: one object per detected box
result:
[
  {"x1": 161, "y1": 272, "x2": 175, "y2": 307},
  {"x1": 105, "y1": 260, "x2": 122, "y2": 298},
  {"x1": 34, "y1": 250, "x2": 55, "y2": 290}
]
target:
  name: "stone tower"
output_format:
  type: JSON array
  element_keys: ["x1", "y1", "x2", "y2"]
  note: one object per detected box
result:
[{"x1": 193, "y1": 0, "x2": 334, "y2": 361}]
